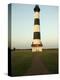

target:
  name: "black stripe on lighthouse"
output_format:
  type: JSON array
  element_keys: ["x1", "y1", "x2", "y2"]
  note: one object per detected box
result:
[
  {"x1": 33, "y1": 32, "x2": 40, "y2": 39},
  {"x1": 34, "y1": 18, "x2": 40, "y2": 25}
]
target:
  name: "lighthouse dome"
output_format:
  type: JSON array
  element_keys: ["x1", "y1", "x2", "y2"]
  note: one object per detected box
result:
[{"x1": 34, "y1": 5, "x2": 40, "y2": 12}]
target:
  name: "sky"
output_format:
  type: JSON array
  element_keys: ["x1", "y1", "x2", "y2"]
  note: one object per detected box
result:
[{"x1": 9, "y1": 4, "x2": 58, "y2": 49}]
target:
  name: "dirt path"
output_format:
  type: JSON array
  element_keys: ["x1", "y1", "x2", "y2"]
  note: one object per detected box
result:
[{"x1": 25, "y1": 53, "x2": 48, "y2": 75}]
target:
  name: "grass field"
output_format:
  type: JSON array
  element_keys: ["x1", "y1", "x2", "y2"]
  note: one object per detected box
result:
[{"x1": 11, "y1": 49, "x2": 58, "y2": 76}]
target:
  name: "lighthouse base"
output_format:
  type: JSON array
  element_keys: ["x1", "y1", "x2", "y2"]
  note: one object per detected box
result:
[{"x1": 32, "y1": 47, "x2": 42, "y2": 52}]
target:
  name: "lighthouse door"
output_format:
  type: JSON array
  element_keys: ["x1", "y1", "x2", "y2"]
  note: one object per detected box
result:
[{"x1": 36, "y1": 47, "x2": 39, "y2": 52}]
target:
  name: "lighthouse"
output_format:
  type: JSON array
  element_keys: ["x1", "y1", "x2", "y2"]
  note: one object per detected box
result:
[{"x1": 32, "y1": 5, "x2": 43, "y2": 52}]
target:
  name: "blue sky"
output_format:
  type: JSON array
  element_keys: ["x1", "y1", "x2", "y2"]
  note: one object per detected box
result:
[{"x1": 10, "y1": 4, "x2": 58, "y2": 49}]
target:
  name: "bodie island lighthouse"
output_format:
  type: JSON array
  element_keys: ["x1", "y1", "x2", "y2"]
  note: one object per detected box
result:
[{"x1": 32, "y1": 5, "x2": 43, "y2": 52}]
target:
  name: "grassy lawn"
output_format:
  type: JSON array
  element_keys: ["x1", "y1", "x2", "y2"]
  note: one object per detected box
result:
[
  {"x1": 11, "y1": 49, "x2": 58, "y2": 76},
  {"x1": 11, "y1": 50, "x2": 32, "y2": 76},
  {"x1": 39, "y1": 49, "x2": 58, "y2": 74}
]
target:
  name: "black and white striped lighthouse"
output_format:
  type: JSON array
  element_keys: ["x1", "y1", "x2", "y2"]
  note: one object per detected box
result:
[{"x1": 32, "y1": 5, "x2": 43, "y2": 52}]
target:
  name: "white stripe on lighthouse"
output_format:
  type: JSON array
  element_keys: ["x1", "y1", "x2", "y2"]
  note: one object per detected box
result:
[
  {"x1": 33, "y1": 39, "x2": 42, "y2": 44},
  {"x1": 33, "y1": 25, "x2": 40, "y2": 32},
  {"x1": 34, "y1": 12, "x2": 40, "y2": 19}
]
